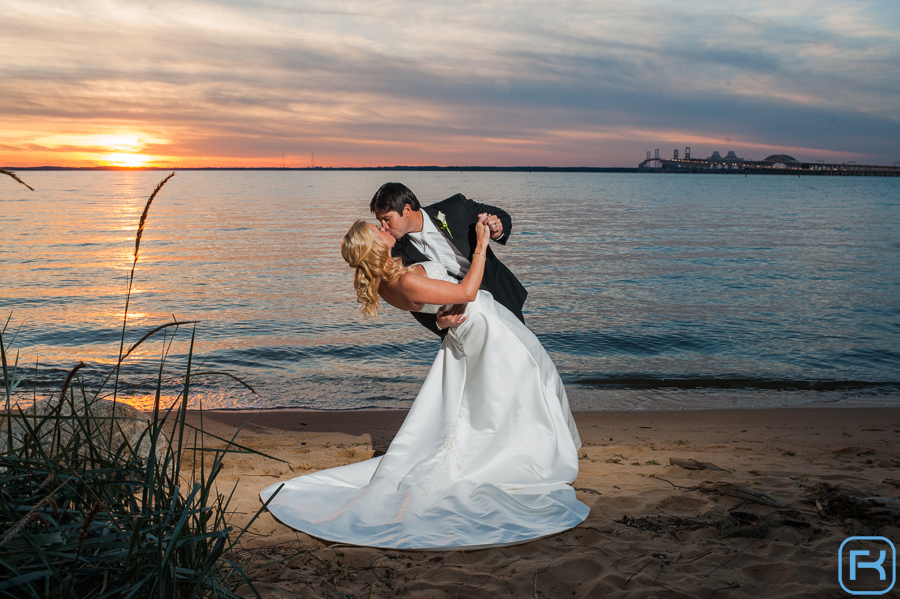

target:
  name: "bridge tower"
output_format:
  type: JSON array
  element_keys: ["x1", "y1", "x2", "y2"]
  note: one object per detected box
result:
[
  {"x1": 642, "y1": 149, "x2": 664, "y2": 169},
  {"x1": 674, "y1": 149, "x2": 679, "y2": 160},
  {"x1": 685, "y1": 147, "x2": 691, "y2": 160}
]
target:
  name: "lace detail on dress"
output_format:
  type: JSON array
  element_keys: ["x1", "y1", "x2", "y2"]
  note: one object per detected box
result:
[
  {"x1": 415, "y1": 420, "x2": 463, "y2": 498},
  {"x1": 414, "y1": 261, "x2": 457, "y2": 314}
]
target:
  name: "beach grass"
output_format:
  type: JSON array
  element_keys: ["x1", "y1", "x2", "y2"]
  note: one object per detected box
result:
[
  {"x1": 0, "y1": 173, "x2": 276, "y2": 598},
  {"x1": 0, "y1": 167, "x2": 34, "y2": 192}
]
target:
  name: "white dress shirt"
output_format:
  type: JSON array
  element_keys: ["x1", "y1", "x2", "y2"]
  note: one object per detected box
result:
[{"x1": 406, "y1": 214, "x2": 471, "y2": 277}]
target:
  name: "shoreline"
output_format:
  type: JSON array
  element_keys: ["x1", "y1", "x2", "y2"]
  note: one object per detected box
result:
[
  {"x1": 186, "y1": 404, "x2": 900, "y2": 435},
  {"x1": 174, "y1": 384, "x2": 900, "y2": 413},
  {"x1": 180, "y1": 406, "x2": 900, "y2": 597}
]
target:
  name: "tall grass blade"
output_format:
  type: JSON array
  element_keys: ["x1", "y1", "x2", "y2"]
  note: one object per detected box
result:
[
  {"x1": 114, "y1": 172, "x2": 175, "y2": 404},
  {"x1": 0, "y1": 168, "x2": 34, "y2": 191}
]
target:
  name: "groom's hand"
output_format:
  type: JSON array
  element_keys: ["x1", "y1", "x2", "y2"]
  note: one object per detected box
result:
[
  {"x1": 478, "y1": 212, "x2": 504, "y2": 240},
  {"x1": 436, "y1": 304, "x2": 467, "y2": 329}
]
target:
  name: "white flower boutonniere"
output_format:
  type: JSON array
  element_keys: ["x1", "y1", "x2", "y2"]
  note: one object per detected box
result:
[{"x1": 436, "y1": 211, "x2": 453, "y2": 238}]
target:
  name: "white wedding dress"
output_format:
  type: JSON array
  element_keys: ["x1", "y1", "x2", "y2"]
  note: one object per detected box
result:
[{"x1": 260, "y1": 261, "x2": 588, "y2": 549}]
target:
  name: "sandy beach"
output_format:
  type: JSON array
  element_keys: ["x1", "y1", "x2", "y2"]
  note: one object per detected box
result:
[{"x1": 182, "y1": 407, "x2": 900, "y2": 598}]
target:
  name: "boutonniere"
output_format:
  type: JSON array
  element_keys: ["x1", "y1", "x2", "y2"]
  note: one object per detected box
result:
[{"x1": 436, "y1": 211, "x2": 453, "y2": 238}]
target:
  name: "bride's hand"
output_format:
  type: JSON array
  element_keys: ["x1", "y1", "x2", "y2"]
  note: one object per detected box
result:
[
  {"x1": 475, "y1": 216, "x2": 490, "y2": 250},
  {"x1": 436, "y1": 303, "x2": 467, "y2": 329}
]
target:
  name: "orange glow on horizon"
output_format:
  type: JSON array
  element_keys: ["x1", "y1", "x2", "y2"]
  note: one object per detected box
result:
[
  {"x1": 0, "y1": 126, "x2": 183, "y2": 168},
  {"x1": 0, "y1": 121, "x2": 880, "y2": 169}
]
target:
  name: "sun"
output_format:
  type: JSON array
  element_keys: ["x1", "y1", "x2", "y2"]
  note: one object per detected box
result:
[
  {"x1": 31, "y1": 132, "x2": 169, "y2": 167},
  {"x1": 101, "y1": 153, "x2": 151, "y2": 168}
]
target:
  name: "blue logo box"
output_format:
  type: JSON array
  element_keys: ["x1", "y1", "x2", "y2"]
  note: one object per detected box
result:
[{"x1": 839, "y1": 536, "x2": 896, "y2": 596}]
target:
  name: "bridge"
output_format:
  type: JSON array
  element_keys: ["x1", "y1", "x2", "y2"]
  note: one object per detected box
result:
[{"x1": 639, "y1": 148, "x2": 900, "y2": 177}]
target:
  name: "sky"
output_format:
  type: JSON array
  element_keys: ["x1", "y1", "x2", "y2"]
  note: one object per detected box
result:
[{"x1": 2, "y1": 0, "x2": 899, "y2": 168}]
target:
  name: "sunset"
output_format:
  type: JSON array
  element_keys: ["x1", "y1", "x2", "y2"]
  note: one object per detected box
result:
[{"x1": 2, "y1": 0, "x2": 899, "y2": 168}]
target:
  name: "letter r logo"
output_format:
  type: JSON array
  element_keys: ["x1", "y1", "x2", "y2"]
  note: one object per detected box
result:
[{"x1": 840, "y1": 537, "x2": 896, "y2": 596}]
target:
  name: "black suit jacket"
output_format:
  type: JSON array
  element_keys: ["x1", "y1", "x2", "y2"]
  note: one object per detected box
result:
[{"x1": 393, "y1": 193, "x2": 527, "y2": 337}]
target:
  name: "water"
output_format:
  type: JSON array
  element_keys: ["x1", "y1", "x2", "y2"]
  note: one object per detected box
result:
[{"x1": 2, "y1": 170, "x2": 899, "y2": 411}]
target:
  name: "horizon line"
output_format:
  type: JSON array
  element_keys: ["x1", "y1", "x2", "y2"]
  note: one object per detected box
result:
[{"x1": 2, "y1": 165, "x2": 642, "y2": 172}]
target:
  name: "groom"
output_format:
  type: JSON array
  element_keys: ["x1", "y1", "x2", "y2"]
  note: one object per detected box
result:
[{"x1": 370, "y1": 182, "x2": 528, "y2": 337}]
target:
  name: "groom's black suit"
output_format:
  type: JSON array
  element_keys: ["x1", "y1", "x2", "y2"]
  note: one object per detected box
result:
[{"x1": 392, "y1": 193, "x2": 528, "y2": 337}]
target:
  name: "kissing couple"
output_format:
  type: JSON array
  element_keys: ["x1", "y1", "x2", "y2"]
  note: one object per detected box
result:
[{"x1": 261, "y1": 182, "x2": 588, "y2": 550}]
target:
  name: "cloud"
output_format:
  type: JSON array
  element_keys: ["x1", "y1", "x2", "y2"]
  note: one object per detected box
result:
[{"x1": 1, "y1": 0, "x2": 898, "y2": 167}]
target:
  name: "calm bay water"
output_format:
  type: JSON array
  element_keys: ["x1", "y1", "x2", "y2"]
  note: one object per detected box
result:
[{"x1": 2, "y1": 170, "x2": 899, "y2": 411}]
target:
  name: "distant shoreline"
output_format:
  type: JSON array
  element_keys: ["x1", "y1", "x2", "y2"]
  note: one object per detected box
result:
[
  {"x1": 7, "y1": 164, "x2": 898, "y2": 176},
  {"x1": 4, "y1": 165, "x2": 641, "y2": 173}
]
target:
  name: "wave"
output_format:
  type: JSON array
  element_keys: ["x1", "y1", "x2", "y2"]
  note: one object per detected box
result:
[{"x1": 568, "y1": 375, "x2": 900, "y2": 392}]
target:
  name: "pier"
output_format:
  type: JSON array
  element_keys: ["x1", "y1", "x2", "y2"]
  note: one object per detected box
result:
[{"x1": 639, "y1": 148, "x2": 900, "y2": 177}]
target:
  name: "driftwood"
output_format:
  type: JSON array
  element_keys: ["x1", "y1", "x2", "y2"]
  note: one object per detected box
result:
[
  {"x1": 669, "y1": 458, "x2": 723, "y2": 471},
  {"x1": 618, "y1": 509, "x2": 811, "y2": 540},
  {"x1": 843, "y1": 496, "x2": 900, "y2": 517},
  {"x1": 808, "y1": 482, "x2": 900, "y2": 522},
  {"x1": 698, "y1": 482, "x2": 786, "y2": 508}
]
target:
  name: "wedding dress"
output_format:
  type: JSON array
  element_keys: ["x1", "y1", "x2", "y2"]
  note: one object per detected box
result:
[{"x1": 260, "y1": 261, "x2": 588, "y2": 549}]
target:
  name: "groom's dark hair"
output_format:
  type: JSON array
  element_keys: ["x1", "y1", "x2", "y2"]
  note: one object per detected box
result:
[{"x1": 370, "y1": 182, "x2": 421, "y2": 215}]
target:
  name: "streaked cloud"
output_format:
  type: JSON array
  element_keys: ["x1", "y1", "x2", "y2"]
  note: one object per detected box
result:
[{"x1": 1, "y1": 0, "x2": 898, "y2": 167}]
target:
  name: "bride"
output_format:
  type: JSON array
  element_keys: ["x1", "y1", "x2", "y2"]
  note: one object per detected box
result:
[{"x1": 259, "y1": 218, "x2": 588, "y2": 550}]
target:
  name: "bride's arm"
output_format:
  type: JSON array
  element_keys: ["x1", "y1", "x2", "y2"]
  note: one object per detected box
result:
[{"x1": 386, "y1": 218, "x2": 491, "y2": 306}]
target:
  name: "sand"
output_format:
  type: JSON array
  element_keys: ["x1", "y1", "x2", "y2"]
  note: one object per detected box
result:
[{"x1": 181, "y1": 407, "x2": 900, "y2": 598}]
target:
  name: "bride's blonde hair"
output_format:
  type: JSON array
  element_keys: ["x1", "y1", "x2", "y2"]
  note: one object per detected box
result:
[{"x1": 341, "y1": 220, "x2": 413, "y2": 318}]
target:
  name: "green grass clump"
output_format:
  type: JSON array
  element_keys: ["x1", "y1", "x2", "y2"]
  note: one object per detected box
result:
[{"x1": 0, "y1": 173, "x2": 276, "y2": 598}]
